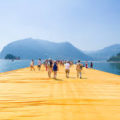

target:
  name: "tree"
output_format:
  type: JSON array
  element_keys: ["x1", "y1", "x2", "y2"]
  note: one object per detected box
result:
[
  {"x1": 5, "y1": 54, "x2": 17, "y2": 60},
  {"x1": 108, "y1": 53, "x2": 120, "y2": 62}
]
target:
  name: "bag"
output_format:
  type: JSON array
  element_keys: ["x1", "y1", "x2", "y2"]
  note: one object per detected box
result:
[
  {"x1": 77, "y1": 63, "x2": 83, "y2": 70},
  {"x1": 80, "y1": 64, "x2": 83, "y2": 69}
]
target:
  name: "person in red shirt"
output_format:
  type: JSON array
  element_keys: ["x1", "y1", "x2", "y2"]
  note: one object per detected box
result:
[{"x1": 85, "y1": 61, "x2": 88, "y2": 68}]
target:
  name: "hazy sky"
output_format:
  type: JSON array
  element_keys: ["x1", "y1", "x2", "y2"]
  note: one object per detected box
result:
[{"x1": 0, "y1": 0, "x2": 120, "y2": 51}]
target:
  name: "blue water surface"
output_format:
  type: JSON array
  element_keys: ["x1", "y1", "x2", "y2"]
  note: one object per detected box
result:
[{"x1": 0, "y1": 60, "x2": 120, "y2": 75}]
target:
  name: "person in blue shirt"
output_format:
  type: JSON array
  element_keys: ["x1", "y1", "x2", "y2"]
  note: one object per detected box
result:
[{"x1": 53, "y1": 61, "x2": 58, "y2": 79}]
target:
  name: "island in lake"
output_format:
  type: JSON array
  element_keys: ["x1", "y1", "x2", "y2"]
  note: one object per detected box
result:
[
  {"x1": 108, "y1": 53, "x2": 120, "y2": 62},
  {"x1": 5, "y1": 54, "x2": 20, "y2": 60}
]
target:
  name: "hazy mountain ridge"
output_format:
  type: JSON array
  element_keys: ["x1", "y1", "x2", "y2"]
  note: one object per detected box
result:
[
  {"x1": 0, "y1": 38, "x2": 92, "y2": 60},
  {"x1": 86, "y1": 44, "x2": 120, "y2": 60}
]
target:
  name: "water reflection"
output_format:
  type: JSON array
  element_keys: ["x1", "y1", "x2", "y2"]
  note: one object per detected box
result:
[
  {"x1": 0, "y1": 60, "x2": 31, "y2": 73},
  {"x1": 109, "y1": 63, "x2": 120, "y2": 74}
]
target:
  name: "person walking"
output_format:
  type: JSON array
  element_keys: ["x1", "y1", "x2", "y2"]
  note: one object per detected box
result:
[
  {"x1": 30, "y1": 59, "x2": 35, "y2": 71},
  {"x1": 45, "y1": 60, "x2": 48, "y2": 71},
  {"x1": 85, "y1": 61, "x2": 88, "y2": 68},
  {"x1": 47, "y1": 59, "x2": 53, "y2": 78},
  {"x1": 38, "y1": 58, "x2": 41, "y2": 71},
  {"x1": 53, "y1": 61, "x2": 58, "y2": 79},
  {"x1": 65, "y1": 61, "x2": 70, "y2": 78},
  {"x1": 76, "y1": 60, "x2": 83, "y2": 79},
  {"x1": 90, "y1": 62, "x2": 93, "y2": 68}
]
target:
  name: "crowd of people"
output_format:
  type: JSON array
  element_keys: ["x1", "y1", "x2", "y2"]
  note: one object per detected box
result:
[{"x1": 30, "y1": 59, "x2": 93, "y2": 79}]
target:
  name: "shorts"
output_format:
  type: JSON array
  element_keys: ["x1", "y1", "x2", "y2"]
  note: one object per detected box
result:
[
  {"x1": 76, "y1": 69, "x2": 82, "y2": 72},
  {"x1": 53, "y1": 68, "x2": 57, "y2": 71},
  {"x1": 65, "y1": 69, "x2": 70, "y2": 73},
  {"x1": 38, "y1": 65, "x2": 41, "y2": 67},
  {"x1": 48, "y1": 67, "x2": 52, "y2": 72},
  {"x1": 30, "y1": 65, "x2": 34, "y2": 67}
]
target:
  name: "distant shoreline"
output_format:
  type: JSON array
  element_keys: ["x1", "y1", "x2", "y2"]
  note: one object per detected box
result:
[{"x1": 107, "y1": 61, "x2": 120, "y2": 63}]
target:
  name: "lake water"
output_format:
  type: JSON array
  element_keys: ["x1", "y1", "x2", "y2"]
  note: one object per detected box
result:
[{"x1": 0, "y1": 60, "x2": 120, "y2": 75}]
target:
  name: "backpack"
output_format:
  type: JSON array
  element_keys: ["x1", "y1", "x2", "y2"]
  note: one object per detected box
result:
[
  {"x1": 77, "y1": 63, "x2": 83, "y2": 70},
  {"x1": 53, "y1": 63, "x2": 57, "y2": 70},
  {"x1": 80, "y1": 64, "x2": 83, "y2": 69}
]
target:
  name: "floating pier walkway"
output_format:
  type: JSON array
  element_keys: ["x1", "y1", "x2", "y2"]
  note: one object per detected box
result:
[{"x1": 0, "y1": 65, "x2": 120, "y2": 120}]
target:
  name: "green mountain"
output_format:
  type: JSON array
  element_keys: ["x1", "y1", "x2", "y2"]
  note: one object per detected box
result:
[
  {"x1": 108, "y1": 53, "x2": 120, "y2": 62},
  {"x1": 0, "y1": 38, "x2": 92, "y2": 60}
]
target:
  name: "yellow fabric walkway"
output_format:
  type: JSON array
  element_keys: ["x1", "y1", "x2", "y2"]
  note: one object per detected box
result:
[{"x1": 0, "y1": 65, "x2": 120, "y2": 120}]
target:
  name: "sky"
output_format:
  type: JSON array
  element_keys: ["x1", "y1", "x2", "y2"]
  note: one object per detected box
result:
[{"x1": 0, "y1": 0, "x2": 120, "y2": 51}]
